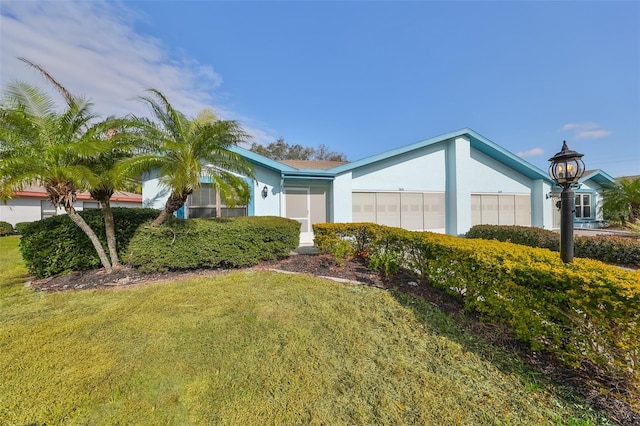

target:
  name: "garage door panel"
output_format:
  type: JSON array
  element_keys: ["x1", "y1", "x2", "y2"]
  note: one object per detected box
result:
[
  {"x1": 353, "y1": 191, "x2": 445, "y2": 231},
  {"x1": 498, "y1": 195, "x2": 515, "y2": 226},
  {"x1": 515, "y1": 195, "x2": 531, "y2": 226},
  {"x1": 377, "y1": 193, "x2": 401, "y2": 227},
  {"x1": 352, "y1": 192, "x2": 376, "y2": 222},
  {"x1": 481, "y1": 195, "x2": 499, "y2": 225},
  {"x1": 472, "y1": 193, "x2": 531, "y2": 227},
  {"x1": 471, "y1": 195, "x2": 482, "y2": 226},
  {"x1": 401, "y1": 193, "x2": 423, "y2": 230},
  {"x1": 424, "y1": 193, "x2": 446, "y2": 230}
]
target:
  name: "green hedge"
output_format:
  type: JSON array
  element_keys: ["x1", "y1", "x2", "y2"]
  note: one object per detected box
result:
[
  {"x1": 13, "y1": 222, "x2": 30, "y2": 235},
  {"x1": 466, "y1": 225, "x2": 640, "y2": 268},
  {"x1": 0, "y1": 221, "x2": 13, "y2": 237},
  {"x1": 314, "y1": 222, "x2": 640, "y2": 390},
  {"x1": 19, "y1": 208, "x2": 159, "y2": 278},
  {"x1": 125, "y1": 216, "x2": 300, "y2": 273}
]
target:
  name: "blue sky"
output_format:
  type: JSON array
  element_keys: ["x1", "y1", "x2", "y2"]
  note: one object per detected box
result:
[{"x1": 1, "y1": 1, "x2": 638, "y2": 177}]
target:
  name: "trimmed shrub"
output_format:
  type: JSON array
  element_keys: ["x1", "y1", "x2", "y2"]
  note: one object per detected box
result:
[
  {"x1": 125, "y1": 216, "x2": 300, "y2": 273},
  {"x1": 466, "y1": 224, "x2": 640, "y2": 268},
  {"x1": 314, "y1": 222, "x2": 640, "y2": 390},
  {"x1": 13, "y1": 222, "x2": 30, "y2": 235},
  {"x1": 19, "y1": 208, "x2": 159, "y2": 278},
  {"x1": 0, "y1": 221, "x2": 13, "y2": 237}
]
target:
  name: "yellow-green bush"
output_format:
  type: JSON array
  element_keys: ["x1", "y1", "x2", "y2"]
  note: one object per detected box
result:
[
  {"x1": 314, "y1": 223, "x2": 640, "y2": 389},
  {"x1": 466, "y1": 224, "x2": 640, "y2": 268},
  {"x1": 0, "y1": 221, "x2": 13, "y2": 236}
]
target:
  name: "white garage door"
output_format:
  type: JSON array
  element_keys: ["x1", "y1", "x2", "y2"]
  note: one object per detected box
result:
[
  {"x1": 353, "y1": 192, "x2": 446, "y2": 232},
  {"x1": 471, "y1": 194, "x2": 530, "y2": 226}
]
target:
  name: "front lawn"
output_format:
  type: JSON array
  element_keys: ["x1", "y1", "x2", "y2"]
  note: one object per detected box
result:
[{"x1": 0, "y1": 236, "x2": 612, "y2": 424}]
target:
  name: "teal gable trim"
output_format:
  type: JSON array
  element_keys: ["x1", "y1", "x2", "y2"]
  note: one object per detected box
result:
[
  {"x1": 579, "y1": 169, "x2": 617, "y2": 187},
  {"x1": 230, "y1": 146, "x2": 298, "y2": 173},
  {"x1": 466, "y1": 129, "x2": 552, "y2": 182},
  {"x1": 549, "y1": 169, "x2": 617, "y2": 191},
  {"x1": 327, "y1": 128, "x2": 553, "y2": 183}
]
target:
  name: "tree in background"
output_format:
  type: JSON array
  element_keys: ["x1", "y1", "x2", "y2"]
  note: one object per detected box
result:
[
  {"x1": 119, "y1": 89, "x2": 254, "y2": 226},
  {"x1": 249, "y1": 138, "x2": 347, "y2": 161},
  {"x1": 602, "y1": 177, "x2": 640, "y2": 225}
]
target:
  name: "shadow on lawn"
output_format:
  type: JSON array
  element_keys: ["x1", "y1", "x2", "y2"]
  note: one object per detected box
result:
[{"x1": 384, "y1": 271, "x2": 639, "y2": 426}]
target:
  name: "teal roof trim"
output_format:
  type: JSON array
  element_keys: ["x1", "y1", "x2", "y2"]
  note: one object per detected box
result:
[
  {"x1": 466, "y1": 129, "x2": 552, "y2": 182},
  {"x1": 327, "y1": 128, "x2": 553, "y2": 183},
  {"x1": 580, "y1": 169, "x2": 617, "y2": 187},
  {"x1": 231, "y1": 145, "x2": 338, "y2": 180},
  {"x1": 230, "y1": 145, "x2": 297, "y2": 173}
]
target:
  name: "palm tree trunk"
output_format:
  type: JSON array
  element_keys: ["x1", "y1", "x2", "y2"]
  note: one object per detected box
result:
[
  {"x1": 66, "y1": 206, "x2": 113, "y2": 273},
  {"x1": 100, "y1": 200, "x2": 121, "y2": 268},
  {"x1": 152, "y1": 192, "x2": 189, "y2": 226},
  {"x1": 152, "y1": 208, "x2": 175, "y2": 226}
]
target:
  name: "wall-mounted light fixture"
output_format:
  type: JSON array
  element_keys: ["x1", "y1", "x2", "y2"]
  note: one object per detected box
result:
[{"x1": 261, "y1": 185, "x2": 269, "y2": 198}]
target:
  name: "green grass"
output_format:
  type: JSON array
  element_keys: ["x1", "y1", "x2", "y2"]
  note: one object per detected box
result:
[{"x1": 0, "y1": 235, "x2": 612, "y2": 425}]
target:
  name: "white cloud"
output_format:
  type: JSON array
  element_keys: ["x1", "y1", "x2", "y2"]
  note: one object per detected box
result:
[
  {"x1": 559, "y1": 122, "x2": 612, "y2": 140},
  {"x1": 516, "y1": 148, "x2": 544, "y2": 158},
  {"x1": 574, "y1": 129, "x2": 613, "y2": 139},
  {"x1": 0, "y1": 1, "x2": 275, "y2": 145}
]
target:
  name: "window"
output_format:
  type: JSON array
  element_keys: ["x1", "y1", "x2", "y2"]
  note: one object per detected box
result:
[
  {"x1": 83, "y1": 202, "x2": 100, "y2": 210},
  {"x1": 186, "y1": 184, "x2": 247, "y2": 219},
  {"x1": 575, "y1": 194, "x2": 592, "y2": 219},
  {"x1": 41, "y1": 201, "x2": 57, "y2": 219}
]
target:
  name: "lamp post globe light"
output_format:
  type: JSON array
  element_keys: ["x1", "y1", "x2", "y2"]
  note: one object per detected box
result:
[{"x1": 548, "y1": 141, "x2": 585, "y2": 263}]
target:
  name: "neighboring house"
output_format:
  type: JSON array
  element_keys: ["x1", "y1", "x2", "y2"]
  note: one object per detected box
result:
[
  {"x1": 548, "y1": 169, "x2": 617, "y2": 229},
  {"x1": 142, "y1": 128, "x2": 616, "y2": 245},
  {"x1": 0, "y1": 184, "x2": 142, "y2": 226}
]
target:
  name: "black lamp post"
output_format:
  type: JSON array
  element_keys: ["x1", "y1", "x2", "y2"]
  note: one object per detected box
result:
[{"x1": 548, "y1": 141, "x2": 585, "y2": 263}]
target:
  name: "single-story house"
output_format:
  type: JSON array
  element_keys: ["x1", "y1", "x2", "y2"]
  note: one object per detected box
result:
[
  {"x1": 0, "y1": 184, "x2": 142, "y2": 227},
  {"x1": 549, "y1": 169, "x2": 617, "y2": 229},
  {"x1": 142, "y1": 128, "x2": 617, "y2": 245}
]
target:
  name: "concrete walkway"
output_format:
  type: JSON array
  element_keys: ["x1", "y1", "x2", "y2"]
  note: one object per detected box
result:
[
  {"x1": 572, "y1": 228, "x2": 639, "y2": 240},
  {"x1": 293, "y1": 246, "x2": 319, "y2": 255}
]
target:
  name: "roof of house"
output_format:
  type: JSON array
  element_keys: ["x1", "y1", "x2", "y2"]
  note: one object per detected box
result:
[
  {"x1": 236, "y1": 129, "x2": 616, "y2": 185},
  {"x1": 324, "y1": 128, "x2": 553, "y2": 182},
  {"x1": 279, "y1": 160, "x2": 349, "y2": 170},
  {"x1": 580, "y1": 169, "x2": 617, "y2": 187},
  {"x1": 12, "y1": 185, "x2": 142, "y2": 203}
]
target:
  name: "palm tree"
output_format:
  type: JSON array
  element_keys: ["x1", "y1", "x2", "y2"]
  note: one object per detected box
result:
[
  {"x1": 0, "y1": 79, "x2": 115, "y2": 273},
  {"x1": 602, "y1": 177, "x2": 640, "y2": 225},
  {"x1": 120, "y1": 89, "x2": 254, "y2": 226},
  {"x1": 85, "y1": 123, "x2": 141, "y2": 268}
]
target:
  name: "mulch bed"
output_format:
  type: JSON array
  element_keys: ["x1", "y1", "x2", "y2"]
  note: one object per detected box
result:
[{"x1": 28, "y1": 253, "x2": 640, "y2": 425}]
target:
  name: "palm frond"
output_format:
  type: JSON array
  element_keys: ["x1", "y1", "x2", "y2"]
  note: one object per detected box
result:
[
  {"x1": 4, "y1": 82, "x2": 56, "y2": 119},
  {"x1": 137, "y1": 89, "x2": 187, "y2": 141},
  {"x1": 18, "y1": 57, "x2": 75, "y2": 105}
]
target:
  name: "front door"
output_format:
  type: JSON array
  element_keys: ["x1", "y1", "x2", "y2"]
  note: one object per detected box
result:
[{"x1": 284, "y1": 186, "x2": 326, "y2": 246}]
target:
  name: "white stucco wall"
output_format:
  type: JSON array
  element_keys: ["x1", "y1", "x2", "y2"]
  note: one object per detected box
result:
[
  {"x1": 0, "y1": 198, "x2": 44, "y2": 226},
  {"x1": 468, "y1": 149, "x2": 532, "y2": 194},
  {"x1": 351, "y1": 144, "x2": 447, "y2": 192},
  {"x1": 0, "y1": 198, "x2": 142, "y2": 227},
  {"x1": 532, "y1": 179, "x2": 554, "y2": 229},
  {"x1": 142, "y1": 176, "x2": 170, "y2": 210},
  {"x1": 252, "y1": 165, "x2": 282, "y2": 217},
  {"x1": 332, "y1": 172, "x2": 353, "y2": 223}
]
